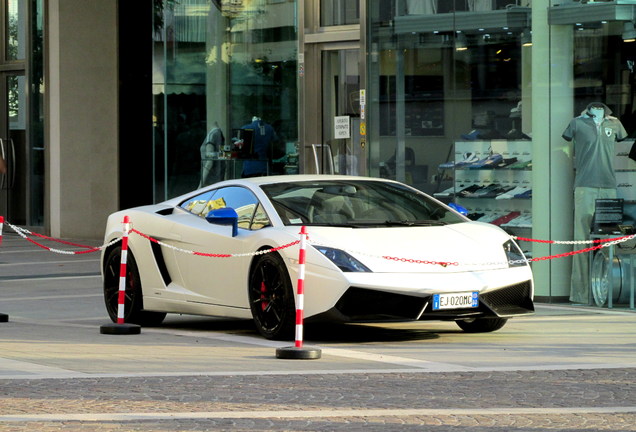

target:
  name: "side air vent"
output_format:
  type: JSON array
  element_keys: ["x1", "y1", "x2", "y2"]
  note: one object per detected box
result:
[
  {"x1": 156, "y1": 207, "x2": 174, "y2": 216},
  {"x1": 150, "y1": 240, "x2": 172, "y2": 286}
]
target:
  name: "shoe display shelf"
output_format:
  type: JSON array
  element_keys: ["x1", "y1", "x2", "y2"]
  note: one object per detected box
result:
[{"x1": 435, "y1": 139, "x2": 533, "y2": 256}]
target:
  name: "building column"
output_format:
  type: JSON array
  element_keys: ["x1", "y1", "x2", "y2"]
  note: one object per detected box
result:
[{"x1": 46, "y1": 0, "x2": 119, "y2": 239}]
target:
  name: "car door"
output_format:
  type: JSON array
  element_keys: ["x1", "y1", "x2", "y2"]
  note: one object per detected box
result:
[{"x1": 169, "y1": 186, "x2": 268, "y2": 308}]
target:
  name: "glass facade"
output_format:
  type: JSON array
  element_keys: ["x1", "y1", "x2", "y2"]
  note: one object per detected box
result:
[
  {"x1": 0, "y1": 0, "x2": 42, "y2": 228},
  {"x1": 0, "y1": 0, "x2": 635, "y2": 307},
  {"x1": 367, "y1": 0, "x2": 534, "y2": 274},
  {"x1": 141, "y1": 0, "x2": 636, "y2": 306},
  {"x1": 321, "y1": 0, "x2": 359, "y2": 26},
  {"x1": 152, "y1": 0, "x2": 298, "y2": 201},
  {"x1": 365, "y1": 0, "x2": 636, "y2": 306}
]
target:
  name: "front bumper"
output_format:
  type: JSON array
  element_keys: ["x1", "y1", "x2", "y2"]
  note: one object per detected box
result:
[{"x1": 308, "y1": 279, "x2": 534, "y2": 323}]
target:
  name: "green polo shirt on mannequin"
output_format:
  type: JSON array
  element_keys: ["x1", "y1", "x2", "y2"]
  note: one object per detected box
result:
[{"x1": 562, "y1": 103, "x2": 627, "y2": 188}]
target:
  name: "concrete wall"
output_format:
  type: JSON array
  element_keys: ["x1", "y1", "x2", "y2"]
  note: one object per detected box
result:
[{"x1": 46, "y1": 0, "x2": 119, "y2": 239}]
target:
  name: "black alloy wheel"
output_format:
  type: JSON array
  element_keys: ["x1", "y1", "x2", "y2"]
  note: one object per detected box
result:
[
  {"x1": 248, "y1": 252, "x2": 295, "y2": 340},
  {"x1": 103, "y1": 246, "x2": 166, "y2": 326}
]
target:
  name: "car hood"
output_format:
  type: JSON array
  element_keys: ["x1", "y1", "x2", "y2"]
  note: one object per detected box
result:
[{"x1": 287, "y1": 222, "x2": 516, "y2": 273}]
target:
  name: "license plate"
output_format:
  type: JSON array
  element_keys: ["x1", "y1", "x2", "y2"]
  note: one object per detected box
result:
[{"x1": 432, "y1": 292, "x2": 479, "y2": 310}]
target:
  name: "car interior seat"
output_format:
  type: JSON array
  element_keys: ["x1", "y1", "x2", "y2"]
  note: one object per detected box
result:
[{"x1": 308, "y1": 188, "x2": 355, "y2": 223}]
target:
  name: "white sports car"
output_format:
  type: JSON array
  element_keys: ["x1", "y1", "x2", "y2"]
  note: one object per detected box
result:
[{"x1": 101, "y1": 175, "x2": 534, "y2": 340}]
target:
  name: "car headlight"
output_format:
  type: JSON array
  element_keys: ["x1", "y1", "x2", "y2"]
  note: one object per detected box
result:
[
  {"x1": 503, "y1": 239, "x2": 528, "y2": 267},
  {"x1": 314, "y1": 246, "x2": 371, "y2": 272}
]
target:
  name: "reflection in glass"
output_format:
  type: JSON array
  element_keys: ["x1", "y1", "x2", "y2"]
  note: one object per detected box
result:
[
  {"x1": 368, "y1": 3, "x2": 529, "y2": 195},
  {"x1": 152, "y1": 0, "x2": 298, "y2": 201},
  {"x1": 321, "y1": 0, "x2": 359, "y2": 26},
  {"x1": 6, "y1": 0, "x2": 25, "y2": 60}
]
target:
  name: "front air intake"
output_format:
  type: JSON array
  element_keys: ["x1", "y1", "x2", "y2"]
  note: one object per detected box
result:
[{"x1": 480, "y1": 280, "x2": 534, "y2": 316}]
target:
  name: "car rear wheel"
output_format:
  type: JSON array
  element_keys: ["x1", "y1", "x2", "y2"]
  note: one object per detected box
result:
[
  {"x1": 456, "y1": 317, "x2": 508, "y2": 333},
  {"x1": 103, "y1": 246, "x2": 166, "y2": 327},
  {"x1": 248, "y1": 252, "x2": 295, "y2": 340}
]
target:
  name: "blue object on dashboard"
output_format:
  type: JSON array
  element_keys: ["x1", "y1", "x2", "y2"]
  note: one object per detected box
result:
[{"x1": 206, "y1": 207, "x2": 239, "y2": 237}]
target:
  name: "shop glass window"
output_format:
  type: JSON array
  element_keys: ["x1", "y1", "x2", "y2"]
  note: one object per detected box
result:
[
  {"x1": 321, "y1": 0, "x2": 359, "y2": 26},
  {"x1": 6, "y1": 0, "x2": 26, "y2": 61},
  {"x1": 152, "y1": 0, "x2": 298, "y2": 201},
  {"x1": 563, "y1": 20, "x2": 636, "y2": 206},
  {"x1": 549, "y1": 14, "x2": 636, "y2": 307},
  {"x1": 368, "y1": 1, "x2": 531, "y2": 197}
]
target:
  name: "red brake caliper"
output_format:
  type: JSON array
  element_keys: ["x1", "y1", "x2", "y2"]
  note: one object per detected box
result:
[{"x1": 260, "y1": 281, "x2": 268, "y2": 311}]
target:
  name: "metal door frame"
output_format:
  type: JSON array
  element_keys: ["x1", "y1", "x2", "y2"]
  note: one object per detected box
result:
[{"x1": 299, "y1": 0, "x2": 366, "y2": 174}]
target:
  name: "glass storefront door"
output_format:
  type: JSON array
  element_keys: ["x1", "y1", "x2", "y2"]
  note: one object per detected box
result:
[
  {"x1": 304, "y1": 44, "x2": 366, "y2": 175},
  {"x1": 322, "y1": 48, "x2": 365, "y2": 176},
  {"x1": 0, "y1": 0, "x2": 41, "y2": 228},
  {"x1": 0, "y1": 72, "x2": 29, "y2": 226}
]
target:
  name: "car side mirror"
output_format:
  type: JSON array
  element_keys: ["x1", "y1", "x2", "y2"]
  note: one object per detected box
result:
[
  {"x1": 205, "y1": 207, "x2": 239, "y2": 237},
  {"x1": 448, "y1": 202, "x2": 469, "y2": 216}
]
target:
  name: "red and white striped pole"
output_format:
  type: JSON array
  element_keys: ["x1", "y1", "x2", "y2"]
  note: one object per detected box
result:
[
  {"x1": 100, "y1": 215, "x2": 140, "y2": 334},
  {"x1": 294, "y1": 225, "x2": 308, "y2": 348},
  {"x1": 0, "y1": 215, "x2": 7, "y2": 322},
  {"x1": 276, "y1": 226, "x2": 321, "y2": 359},
  {"x1": 116, "y1": 215, "x2": 131, "y2": 325}
]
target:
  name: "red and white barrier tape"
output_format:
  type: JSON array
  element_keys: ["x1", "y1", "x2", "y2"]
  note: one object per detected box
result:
[
  {"x1": 308, "y1": 234, "x2": 636, "y2": 268},
  {"x1": 6, "y1": 221, "x2": 121, "y2": 254},
  {"x1": 512, "y1": 235, "x2": 636, "y2": 245},
  {"x1": 130, "y1": 228, "x2": 300, "y2": 258},
  {"x1": 3, "y1": 216, "x2": 635, "y2": 267}
]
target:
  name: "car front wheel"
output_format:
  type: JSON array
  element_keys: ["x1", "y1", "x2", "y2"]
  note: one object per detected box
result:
[
  {"x1": 103, "y1": 246, "x2": 166, "y2": 326},
  {"x1": 456, "y1": 317, "x2": 508, "y2": 333},
  {"x1": 248, "y1": 252, "x2": 295, "y2": 340}
]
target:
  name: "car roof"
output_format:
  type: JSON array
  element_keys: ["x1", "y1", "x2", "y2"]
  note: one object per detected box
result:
[
  {"x1": 240, "y1": 174, "x2": 381, "y2": 186},
  {"x1": 162, "y1": 174, "x2": 401, "y2": 207}
]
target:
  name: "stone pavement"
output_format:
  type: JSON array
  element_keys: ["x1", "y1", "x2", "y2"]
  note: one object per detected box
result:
[
  {"x1": 1, "y1": 230, "x2": 636, "y2": 431},
  {"x1": 1, "y1": 369, "x2": 636, "y2": 431}
]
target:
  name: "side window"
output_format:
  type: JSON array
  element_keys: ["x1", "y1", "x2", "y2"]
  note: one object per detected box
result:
[
  {"x1": 251, "y1": 203, "x2": 271, "y2": 230},
  {"x1": 179, "y1": 190, "x2": 217, "y2": 217},
  {"x1": 179, "y1": 186, "x2": 270, "y2": 230},
  {"x1": 211, "y1": 186, "x2": 262, "y2": 230}
]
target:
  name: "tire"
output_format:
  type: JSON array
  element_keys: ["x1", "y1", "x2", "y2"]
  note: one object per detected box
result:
[
  {"x1": 103, "y1": 246, "x2": 166, "y2": 327},
  {"x1": 248, "y1": 252, "x2": 295, "y2": 340},
  {"x1": 456, "y1": 317, "x2": 508, "y2": 333}
]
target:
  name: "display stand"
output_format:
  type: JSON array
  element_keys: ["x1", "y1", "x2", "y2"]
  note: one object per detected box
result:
[{"x1": 435, "y1": 139, "x2": 533, "y2": 255}]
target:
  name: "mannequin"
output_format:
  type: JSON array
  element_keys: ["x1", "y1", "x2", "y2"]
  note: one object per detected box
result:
[
  {"x1": 240, "y1": 116, "x2": 278, "y2": 178},
  {"x1": 198, "y1": 122, "x2": 225, "y2": 188},
  {"x1": 562, "y1": 102, "x2": 627, "y2": 304}
]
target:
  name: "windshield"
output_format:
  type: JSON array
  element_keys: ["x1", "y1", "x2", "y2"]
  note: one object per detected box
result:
[{"x1": 261, "y1": 180, "x2": 466, "y2": 227}]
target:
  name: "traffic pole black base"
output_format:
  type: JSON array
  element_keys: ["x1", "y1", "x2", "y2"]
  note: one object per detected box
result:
[
  {"x1": 276, "y1": 345, "x2": 322, "y2": 360},
  {"x1": 100, "y1": 322, "x2": 141, "y2": 335},
  {"x1": 0, "y1": 313, "x2": 8, "y2": 323}
]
